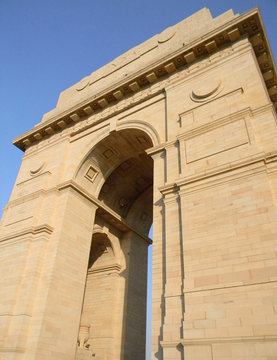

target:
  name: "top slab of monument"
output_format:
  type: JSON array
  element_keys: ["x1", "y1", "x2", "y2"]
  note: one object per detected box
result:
[
  {"x1": 54, "y1": 8, "x2": 238, "y2": 111},
  {"x1": 13, "y1": 7, "x2": 277, "y2": 150}
]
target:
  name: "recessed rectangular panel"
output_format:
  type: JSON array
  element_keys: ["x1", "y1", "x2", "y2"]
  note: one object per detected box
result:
[
  {"x1": 185, "y1": 119, "x2": 249, "y2": 163},
  {"x1": 85, "y1": 166, "x2": 98, "y2": 182}
]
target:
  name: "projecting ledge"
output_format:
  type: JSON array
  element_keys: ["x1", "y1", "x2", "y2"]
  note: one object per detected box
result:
[
  {"x1": 158, "y1": 151, "x2": 276, "y2": 197},
  {"x1": 181, "y1": 335, "x2": 277, "y2": 346},
  {"x1": 57, "y1": 180, "x2": 152, "y2": 244},
  {"x1": 160, "y1": 340, "x2": 182, "y2": 348},
  {"x1": 0, "y1": 224, "x2": 54, "y2": 244}
]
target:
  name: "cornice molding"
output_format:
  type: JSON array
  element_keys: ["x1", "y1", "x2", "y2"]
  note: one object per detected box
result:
[
  {"x1": 88, "y1": 263, "x2": 122, "y2": 276},
  {"x1": 13, "y1": 8, "x2": 277, "y2": 151},
  {"x1": 181, "y1": 335, "x2": 277, "y2": 346},
  {"x1": 177, "y1": 103, "x2": 249, "y2": 142},
  {"x1": 161, "y1": 335, "x2": 277, "y2": 349},
  {"x1": 159, "y1": 151, "x2": 277, "y2": 196},
  {"x1": 0, "y1": 224, "x2": 54, "y2": 245}
]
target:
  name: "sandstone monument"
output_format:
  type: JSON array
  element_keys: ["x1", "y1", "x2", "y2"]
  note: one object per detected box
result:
[{"x1": 1, "y1": 6, "x2": 277, "y2": 360}]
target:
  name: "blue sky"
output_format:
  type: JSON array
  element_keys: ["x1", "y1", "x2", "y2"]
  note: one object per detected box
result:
[
  {"x1": 1, "y1": 0, "x2": 277, "y2": 216},
  {"x1": 1, "y1": 1, "x2": 276, "y2": 359}
]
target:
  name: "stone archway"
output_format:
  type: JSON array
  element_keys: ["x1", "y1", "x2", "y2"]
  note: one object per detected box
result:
[
  {"x1": 74, "y1": 128, "x2": 154, "y2": 359},
  {"x1": 1, "y1": 7, "x2": 277, "y2": 360}
]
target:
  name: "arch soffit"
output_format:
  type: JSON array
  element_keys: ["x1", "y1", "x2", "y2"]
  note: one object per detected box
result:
[
  {"x1": 116, "y1": 119, "x2": 160, "y2": 147},
  {"x1": 92, "y1": 226, "x2": 125, "y2": 269},
  {"x1": 73, "y1": 119, "x2": 160, "y2": 181}
]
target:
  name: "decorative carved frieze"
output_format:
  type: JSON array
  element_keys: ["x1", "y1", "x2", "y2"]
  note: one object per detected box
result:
[{"x1": 13, "y1": 8, "x2": 277, "y2": 151}]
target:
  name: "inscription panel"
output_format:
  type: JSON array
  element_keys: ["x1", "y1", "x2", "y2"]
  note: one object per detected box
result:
[
  {"x1": 180, "y1": 88, "x2": 246, "y2": 133},
  {"x1": 185, "y1": 119, "x2": 249, "y2": 163}
]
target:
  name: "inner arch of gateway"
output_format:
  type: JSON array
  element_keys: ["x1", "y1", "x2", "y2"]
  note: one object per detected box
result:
[{"x1": 1, "y1": 6, "x2": 277, "y2": 360}]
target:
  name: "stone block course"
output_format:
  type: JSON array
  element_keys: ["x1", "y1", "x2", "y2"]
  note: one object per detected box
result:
[{"x1": 1, "y1": 6, "x2": 277, "y2": 360}]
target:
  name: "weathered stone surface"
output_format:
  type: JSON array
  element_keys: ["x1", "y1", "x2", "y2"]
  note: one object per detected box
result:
[{"x1": 1, "y1": 6, "x2": 277, "y2": 360}]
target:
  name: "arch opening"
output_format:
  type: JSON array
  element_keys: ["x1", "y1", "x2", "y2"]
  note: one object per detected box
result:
[{"x1": 75, "y1": 128, "x2": 154, "y2": 360}]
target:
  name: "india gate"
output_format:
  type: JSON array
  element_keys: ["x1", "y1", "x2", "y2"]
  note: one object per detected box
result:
[{"x1": 1, "y1": 6, "x2": 277, "y2": 360}]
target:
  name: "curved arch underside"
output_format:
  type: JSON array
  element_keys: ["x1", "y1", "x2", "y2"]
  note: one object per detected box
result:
[
  {"x1": 75, "y1": 127, "x2": 154, "y2": 359},
  {"x1": 76, "y1": 128, "x2": 154, "y2": 236}
]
